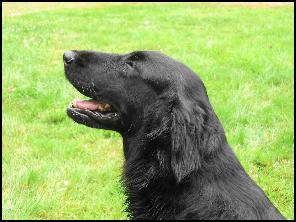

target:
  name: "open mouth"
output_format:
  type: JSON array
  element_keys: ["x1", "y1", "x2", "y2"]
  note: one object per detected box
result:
[{"x1": 67, "y1": 98, "x2": 120, "y2": 122}]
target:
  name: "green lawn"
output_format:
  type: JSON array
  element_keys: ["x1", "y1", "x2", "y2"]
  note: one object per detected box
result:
[{"x1": 2, "y1": 3, "x2": 294, "y2": 220}]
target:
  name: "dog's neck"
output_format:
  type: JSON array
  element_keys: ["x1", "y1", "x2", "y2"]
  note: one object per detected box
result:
[
  {"x1": 122, "y1": 134, "x2": 177, "y2": 220},
  {"x1": 121, "y1": 127, "x2": 253, "y2": 220},
  {"x1": 122, "y1": 135, "x2": 246, "y2": 220}
]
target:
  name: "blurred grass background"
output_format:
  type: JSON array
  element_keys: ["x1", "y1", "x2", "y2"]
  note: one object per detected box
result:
[{"x1": 2, "y1": 2, "x2": 294, "y2": 219}]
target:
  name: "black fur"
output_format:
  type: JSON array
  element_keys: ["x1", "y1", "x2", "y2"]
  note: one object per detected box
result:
[{"x1": 64, "y1": 50, "x2": 285, "y2": 220}]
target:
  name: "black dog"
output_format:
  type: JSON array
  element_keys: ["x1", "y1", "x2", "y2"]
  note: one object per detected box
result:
[{"x1": 64, "y1": 50, "x2": 285, "y2": 220}]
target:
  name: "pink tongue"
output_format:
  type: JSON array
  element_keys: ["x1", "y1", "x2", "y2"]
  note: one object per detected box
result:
[{"x1": 74, "y1": 99, "x2": 103, "y2": 110}]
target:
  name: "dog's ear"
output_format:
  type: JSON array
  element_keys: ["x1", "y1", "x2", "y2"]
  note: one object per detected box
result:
[
  {"x1": 170, "y1": 101, "x2": 204, "y2": 183},
  {"x1": 170, "y1": 97, "x2": 225, "y2": 183}
]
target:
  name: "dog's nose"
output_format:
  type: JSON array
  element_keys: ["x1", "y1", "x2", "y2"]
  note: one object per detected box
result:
[{"x1": 63, "y1": 51, "x2": 76, "y2": 64}]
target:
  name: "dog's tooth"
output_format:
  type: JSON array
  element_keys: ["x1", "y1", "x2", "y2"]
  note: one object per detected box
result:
[
  {"x1": 97, "y1": 103, "x2": 104, "y2": 111},
  {"x1": 72, "y1": 99, "x2": 78, "y2": 108},
  {"x1": 104, "y1": 104, "x2": 111, "y2": 109}
]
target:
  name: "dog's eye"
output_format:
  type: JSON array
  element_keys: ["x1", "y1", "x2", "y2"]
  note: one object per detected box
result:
[
  {"x1": 129, "y1": 53, "x2": 145, "y2": 61},
  {"x1": 130, "y1": 55, "x2": 139, "y2": 60}
]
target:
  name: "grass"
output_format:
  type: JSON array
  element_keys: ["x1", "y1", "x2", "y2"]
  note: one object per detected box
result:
[{"x1": 2, "y1": 2, "x2": 294, "y2": 220}]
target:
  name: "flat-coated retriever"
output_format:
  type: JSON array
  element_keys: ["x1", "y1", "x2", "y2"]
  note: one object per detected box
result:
[{"x1": 63, "y1": 50, "x2": 285, "y2": 220}]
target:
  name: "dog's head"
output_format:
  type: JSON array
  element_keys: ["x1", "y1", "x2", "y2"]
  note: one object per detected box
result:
[{"x1": 64, "y1": 50, "x2": 224, "y2": 182}]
